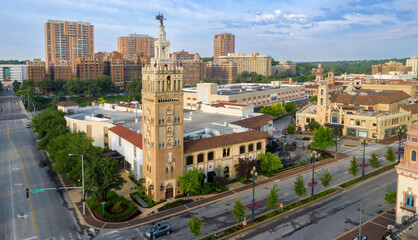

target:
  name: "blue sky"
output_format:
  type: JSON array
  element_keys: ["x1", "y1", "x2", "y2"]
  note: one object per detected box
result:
[{"x1": 1, "y1": 0, "x2": 418, "y2": 62}]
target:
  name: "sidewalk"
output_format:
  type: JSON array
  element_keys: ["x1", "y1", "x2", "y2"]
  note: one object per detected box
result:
[
  {"x1": 69, "y1": 151, "x2": 349, "y2": 230},
  {"x1": 334, "y1": 209, "x2": 395, "y2": 240}
]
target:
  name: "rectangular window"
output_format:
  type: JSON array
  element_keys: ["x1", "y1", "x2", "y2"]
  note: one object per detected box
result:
[
  {"x1": 356, "y1": 120, "x2": 360, "y2": 126},
  {"x1": 239, "y1": 145, "x2": 245, "y2": 154},
  {"x1": 373, "y1": 122, "x2": 377, "y2": 127},
  {"x1": 133, "y1": 146, "x2": 137, "y2": 157},
  {"x1": 256, "y1": 142, "x2": 262, "y2": 150},
  {"x1": 119, "y1": 137, "x2": 121, "y2": 147},
  {"x1": 406, "y1": 194, "x2": 415, "y2": 208},
  {"x1": 248, "y1": 144, "x2": 254, "y2": 152},
  {"x1": 223, "y1": 148, "x2": 230, "y2": 157},
  {"x1": 413, "y1": 138, "x2": 418, "y2": 142},
  {"x1": 361, "y1": 120, "x2": 366, "y2": 127},
  {"x1": 186, "y1": 156, "x2": 194, "y2": 165},
  {"x1": 207, "y1": 152, "x2": 214, "y2": 161},
  {"x1": 197, "y1": 154, "x2": 204, "y2": 163},
  {"x1": 350, "y1": 119, "x2": 354, "y2": 125}
]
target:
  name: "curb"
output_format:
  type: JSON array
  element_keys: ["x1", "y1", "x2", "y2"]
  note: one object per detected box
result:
[
  {"x1": 66, "y1": 153, "x2": 349, "y2": 231},
  {"x1": 215, "y1": 189, "x2": 340, "y2": 240},
  {"x1": 332, "y1": 208, "x2": 394, "y2": 240},
  {"x1": 338, "y1": 164, "x2": 396, "y2": 190}
]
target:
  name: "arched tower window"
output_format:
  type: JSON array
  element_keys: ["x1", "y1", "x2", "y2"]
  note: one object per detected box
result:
[
  {"x1": 411, "y1": 150, "x2": 416, "y2": 162},
  {"x1": 320, "y1": 98, "x2": 323, "y2": 105},
  {"x1": 321, "y1": 89, "x2": 324, "y2": 95},
  {"x1": 167, "y1": 76, "x2": 171, "y2": 91}
]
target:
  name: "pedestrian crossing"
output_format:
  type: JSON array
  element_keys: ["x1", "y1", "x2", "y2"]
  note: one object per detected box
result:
[
  {"x1": 43, "y1": 231, "x2": 87, "y2": 240},
  {"x1": 0, "y1": 118, "x2": 27, "y2": 122}
]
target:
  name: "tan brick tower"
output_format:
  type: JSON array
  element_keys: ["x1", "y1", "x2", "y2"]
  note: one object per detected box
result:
[{"x1": 141, "y1": 14, "x2": 184, "y2": 201}]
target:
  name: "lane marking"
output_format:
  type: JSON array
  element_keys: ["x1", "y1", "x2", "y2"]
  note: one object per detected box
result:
[
  {"x1": 17, "y1": 214, "x2": 29, "y2": 219},
  {"x1": 14, "y1": 183, "x2": 23, "y2": 186},
  {"x1": 7, "y1": 123, "x2": 39, "y2": 237},
  {"x1": 8, "y1": 154, "x2": 16, "y2": 240},
  {"x1": 22, "y1": 236, "x2": 37, "y2": 240}
]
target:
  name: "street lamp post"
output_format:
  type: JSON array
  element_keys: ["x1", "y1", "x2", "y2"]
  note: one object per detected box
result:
[
  {"x1": 398, "y1": 126, "x2": 405, "y2": 164},
  {"x1": 360, "y1": 138, "x2": 368, "y2": 177},
  {"x1": 250, "y1": 166, "x2": 258, "y2": 222},
  {"x1": 69, "y1": 153, "x2": 85, "y2": 214},
  {"x1": 309, "y1": 151, "x2": 319, "y2": 198}
]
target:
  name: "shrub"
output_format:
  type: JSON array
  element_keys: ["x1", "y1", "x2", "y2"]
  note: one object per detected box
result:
[
  {"x1": 87, "y1": 191, "x2": 139, "y2": 221},
  {"x1": 201, "y1": 182, "x2": 215, "y2": 194},
  {"x1": 303, "y1": 137, "x2": 310, "y2": 141}
]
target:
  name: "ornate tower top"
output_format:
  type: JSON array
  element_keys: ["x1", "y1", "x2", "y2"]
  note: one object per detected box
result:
[
  {"x1": 156, "y1": 13, "x2": 166, "y2": 27},
  {"x1": 151, "y1": 13, "x2": 172, "y2": 66}
]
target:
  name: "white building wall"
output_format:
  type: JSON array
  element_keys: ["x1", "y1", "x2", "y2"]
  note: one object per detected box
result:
[
  {"x1": 0, "y1": 64, "x2": 26, "y2": 85},
  {"x1": 109, "y1": 131, "x2": 143, "y2": 180}
]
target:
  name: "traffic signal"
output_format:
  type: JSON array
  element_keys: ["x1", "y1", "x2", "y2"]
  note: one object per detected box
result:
[
  {"x1": 26, "y1": 188, "x2": 29, "y2": 198},
  {"x1": 56, "y1": 186, "x2": 60, "y2": 191}
]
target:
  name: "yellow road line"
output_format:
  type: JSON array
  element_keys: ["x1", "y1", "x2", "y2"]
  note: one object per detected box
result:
[
  {"x1": 9, "y1": 101, "x2": 11, "y2": 113},
  {"x1": 229, "y1": 231, "x2": 245, "y2": 240},
  {"x1": 7, "y1": 123, "x2": 39, "y2": 238}
]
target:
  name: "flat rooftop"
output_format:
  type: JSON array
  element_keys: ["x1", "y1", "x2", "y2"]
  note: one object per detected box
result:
[
  {"x1": 183, "y1": 83, "x2": 302, "y2": 96},
  {"x1": 68, "y1": 106, "x2": 242, "y2": 135}
]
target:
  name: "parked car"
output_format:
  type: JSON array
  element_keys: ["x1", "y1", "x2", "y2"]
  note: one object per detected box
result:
[
  {"x1": 26, "y1": 123, "x2": 31, "y2": 128},
  {"x1": 145, "y1": 223, "x2": 172, "y2": 239}
]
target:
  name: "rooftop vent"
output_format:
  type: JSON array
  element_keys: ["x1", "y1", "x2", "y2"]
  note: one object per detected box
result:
[
  {"x1": 359, "y1": 92, "x2": 368, "y2": 96},
  {"x1": 374, "y1": 89, "x2": 383, "y2": 92}
]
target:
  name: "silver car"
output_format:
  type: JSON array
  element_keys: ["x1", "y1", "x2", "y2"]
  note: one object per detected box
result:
[{"x1": 145, "y1": 223, "x2": 172, "y2": 239}]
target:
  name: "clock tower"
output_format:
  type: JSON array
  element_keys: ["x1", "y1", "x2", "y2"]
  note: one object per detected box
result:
[{"x1": 142, "y1": 14, "x2": 184, "y2": 201}]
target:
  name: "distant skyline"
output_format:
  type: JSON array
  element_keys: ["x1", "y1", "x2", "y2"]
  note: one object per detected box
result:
[{"x1": 1, "y1": 0, "x2": 418, "y2": 62}]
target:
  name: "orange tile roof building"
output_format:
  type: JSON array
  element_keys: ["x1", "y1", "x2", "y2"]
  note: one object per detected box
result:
[
  {"x1": 117, "y1": 34, "x2": 155, "y2": 58},
  {"x1": 44, "y1": 20, "x2": 94, "y2": 73}
]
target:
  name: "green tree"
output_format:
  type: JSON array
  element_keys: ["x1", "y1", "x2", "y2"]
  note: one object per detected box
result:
[
  {"x1": 272, "y1": 102, "x2": 286, "y2": 115},
  {"x1": 21, "y1": 79, "x2": 35, "y2": 90},
  {"x1": 98, "y1": 97, "x2": 106, "y2": 104},
  {"x1": 85, "y1": 78, "x2": 102, "y2": 97},
  {"x1": 307, "y1": 120, "x2": 321, "y2": 131},
  {"x1": 284, "y1": 102, "x2": 296, "y2": 113},
  {"x1": 178, "y1": 167, "x2": 203, "y2": 195},
  {"x1": 259, "y1": 105, "x2": 276, "y2": 116},
  {"x1": 258, "y1": 152, "x2": 283, "y2": 175},
  {"x1": 231, "y1": 199, "x2": 246, "y2": 223},
  {"x1": 125, "y1": 76, "x2": 142, "y2": 101},
  {"x1": 293, "y1": 175, "x2": 307, "y2": 198},
  {"x1": 85, "y1": 157, "x2": 126, "y2": 200},
  {"x1": 267, "y1": 185, "x2": 280, "y2": 209},
  {"x1": 12, "y1": 80, "x2": 21, "y2": 91},
  {"x1": 310, "y1": 95, "x2": 317, "y2": 103},
  {"x1": 188, "y1": 214, "x2": 203, "y2": 237},
  {"x1": 384, "y1": 190, "x2": 397, "y2": 205},
  {"x1": 39, "y1": 77, "x2": 53, "y2": 94},
  {"x1": 348, "y1": 156, "x2": 359, "y2": 176},
  {"x1": 385, "y1": 147, "x2": 396, "y2": 162},
  {"x1": 317, "y1": 169, "x2": 333, "y2": 189},
  {"x1": 31, "y1": 107, "x2": 68, "y2": 150},
  {"x1": 287, "y1": 125, "x2": 295, "y2": 135},
  {"x1": 0, "y1": 81, "x2": 3, "y2": 91},
  {"x1": 369, "y1": 152, "x2": 381, "y2": 168},
  {"x1": 311, "y1": 126, "x2": 335, "y2": 150}
]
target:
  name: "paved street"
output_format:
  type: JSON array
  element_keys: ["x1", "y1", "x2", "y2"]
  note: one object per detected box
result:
[
  {"x1": 0, "y1": 89, "x2": 93, "y2": 240},
  {"x1": 94, "y1": 129, "x2": 397, "y2": 240},
  {"x1": 231, "y1": 169, "x2": 397, "y2": 240}
]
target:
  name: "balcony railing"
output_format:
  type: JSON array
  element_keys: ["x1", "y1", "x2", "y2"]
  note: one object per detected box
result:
[{"x1": 400, "y1": 202, "x2": 416, "y2": 213}]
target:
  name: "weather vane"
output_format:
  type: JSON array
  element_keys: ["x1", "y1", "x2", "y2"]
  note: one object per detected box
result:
[{"x1": 156, "y1": 13, "x2": 166, "y2": 27}]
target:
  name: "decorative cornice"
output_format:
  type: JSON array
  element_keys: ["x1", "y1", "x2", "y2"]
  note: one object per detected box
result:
[{"x1": 397, "y1": 168, "x2": 418, "y2": 180}]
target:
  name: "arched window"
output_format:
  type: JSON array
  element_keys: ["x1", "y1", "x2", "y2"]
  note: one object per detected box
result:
[
  {"x1": 321, "y1": 89, "x2": 324, "y2": 95},
  {"x1": 165, "y1": 167, "x2": 168, "y2": 174},
  {"x1": 167, "y1": 76, "x2": 171, "y2": 91},
  {"x1": 320, "y1": 98, "x2": 323, "y2": 105},
  {"x1": 224, "y1": 166, "x2": 230, "y2": 178},
  {"x1": 171, "y1": 165, "x2": 174, "y2": 173},
  {"x1": 412, "y1": 150, "x2": 417, "y2": 162}
]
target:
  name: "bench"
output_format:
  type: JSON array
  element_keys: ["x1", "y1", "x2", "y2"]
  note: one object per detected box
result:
[{"x1": 132, "y1": 195, "x2": 148, "y2": 208}]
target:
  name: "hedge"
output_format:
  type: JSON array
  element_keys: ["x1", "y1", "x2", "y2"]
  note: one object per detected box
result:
[
  {"x1": 339, "y1": 164, "x2": 396, "y2": 188},
  {"x1": 157, "y1": 199, "x2": 195, "y2": 211}
]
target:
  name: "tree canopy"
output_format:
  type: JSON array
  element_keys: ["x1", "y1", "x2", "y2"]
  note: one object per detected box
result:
[
  {"x1": 178, "y1": 167, "x2": 204, "y2": 195},
  {"x1": 311, "y1": 126, "x2": 335, "y2": 150},
  {"x1": 293, "y1": 175, "x2": 307, "y2": 198},
  {"x1": 231, "y1": 199, "x2": 246, "y2": 223},
  {"x1": 267, "y1": 185, "x2": 280, "y2": 209},
  {"x1": 258, "y1": 152, "x2": 283, "y2": 175},
  {"x1": 348, "y1": 156, "x2": 359, "y2": 176},
  {"x1": 307, "y1": 121, "x2": 321, "y2": 131},
  {"x1": 188, "y1": 214, "x2": 203, "y2": 237}
]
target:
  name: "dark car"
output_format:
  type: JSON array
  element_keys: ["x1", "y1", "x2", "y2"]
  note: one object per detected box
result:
[
  {"x1": 26, "y1": 123, "x2": 31, "y2": 128},
  {"x1": 145, "y1": 223, "x2": 172, "y2": 239}
]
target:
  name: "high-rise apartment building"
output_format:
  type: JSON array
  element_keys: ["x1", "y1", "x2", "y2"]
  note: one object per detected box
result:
[
  {"x1": 108, "y1": 53, "x2": 125, "y2": 89},
  {"x1": 219, "y1": 53, "x2": 271, "y2": 76},
  {"x1": 26, "y1": 59, "x2": 46, "y2": 82},
  {"x1": 118, "y1": 34, "x2": 155, "y2": 58},
  {"x1": 141, "y1": 18, "x2": 184, "y2": 201},
  {"x1": 76, "y1": 56, "x2": 103, "y2": 80},
  {"x1": 372, "y1": 61, "x2": 412, "y2": 74},
  {"x1": 171, "y1": 50, "x2": 194, "y2": 60},
  {"x1": 45, "y1": 20, "x2": 94, "y2": 73},
  {"x1": 214, "y1": 33, "x2": 235, "y2": 62},
  {"x1": 406, "y1": 56, "x2": 418, "y2": 73}
]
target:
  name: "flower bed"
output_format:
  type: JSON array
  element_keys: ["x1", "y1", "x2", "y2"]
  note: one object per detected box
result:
[
  {"x1": 86, "y1": 191, "x2": 140, "y2": 222},
  {"x1": 157, "y1": 199, "x2": 195, "y2": 211},
  {"x1": 200, "y1": 188, "x2": 337, "y2": 240},
  {"x1": 339, "y1": 164, "x2": 396, "y2": 188}
]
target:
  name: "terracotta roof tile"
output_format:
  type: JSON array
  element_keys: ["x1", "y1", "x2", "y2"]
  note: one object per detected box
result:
[
  {"x1": 330, "y1": 90, "x2": 410, "y2": 105},
  {"x1": 57, "y1": 100, "x2": 79, "y2": 107},
  {"x1": 109, "y1": 125, "x2": 142, "y2": 149},
  {"x1": 401, "y1": 103, "x2": 418, "y2": 114},
  {"x1": 230, "y1": 114, "x2": 276, "y2": 129},
  {"x1": 184, "y1": 130, "x2": 270, "y2": 153}
]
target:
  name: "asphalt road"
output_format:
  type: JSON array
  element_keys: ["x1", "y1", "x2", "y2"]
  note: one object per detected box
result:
[
  {"x1": 0, "y1": 89, "x2": 93, "y2": 240},
  {"x1": 94, "y1": 132, "x2": 397, "y2": 240},
  {"x1": 232, "y1": 169, "x2": 397, "y2": 240}
]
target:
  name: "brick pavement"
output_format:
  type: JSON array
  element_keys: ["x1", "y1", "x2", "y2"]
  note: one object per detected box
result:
[
  {"x1": 335, "y1": 209, "x2": 395, "y2": 240},
  {"x1": 74, "y1": 151, "x2": 349, "y2": 230}
]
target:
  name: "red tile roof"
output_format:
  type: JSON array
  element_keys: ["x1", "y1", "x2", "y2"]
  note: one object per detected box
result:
[
  {"x1": 401, "y1": 103, "x2": 418, "y2": 114},
  {"x1": 330, "y1": 90, "x2": 410, "y2": 105},
  {"x1": 230, "y1": 114, "x2": 276, "y2": 129},
  {"x1": 57, "y1": 100, "x2": 79, "y2": 107},
  {"x1": 184, "y1": 130, "x2": 270, "y2": 153},
  {"x1": 109, "y1": 125, "x2": 142, "y2": 149}
]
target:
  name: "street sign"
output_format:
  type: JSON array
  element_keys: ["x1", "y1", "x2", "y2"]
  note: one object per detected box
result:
[
  {"x1": 101, "y1": 202, "x2": 106, "y2": 205},
  {"x1": 31, "y1": 188, "x2": 44, "y2": 193}
]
